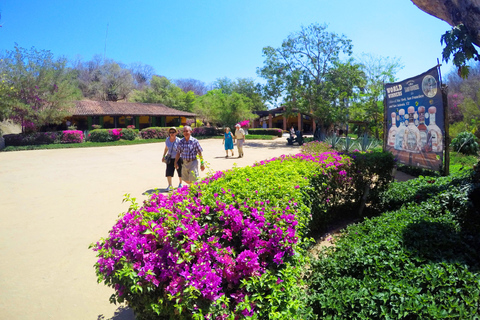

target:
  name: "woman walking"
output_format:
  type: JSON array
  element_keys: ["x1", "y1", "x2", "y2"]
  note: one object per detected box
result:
[
  {"x1": 162, "y1": 127, "x2": 183, "y2": 191},
  {"x1": 223, "y1": 127, "x2": 234, "y2": 157}
]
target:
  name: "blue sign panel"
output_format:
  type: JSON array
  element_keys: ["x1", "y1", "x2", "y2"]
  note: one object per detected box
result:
[{"x1": 385, "y1": 66, "x2": 444, "y2": 170}]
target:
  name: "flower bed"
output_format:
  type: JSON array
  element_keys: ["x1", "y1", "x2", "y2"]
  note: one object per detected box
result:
[{"x1": 91, "y1": 151, "x2": 353, "y2": 319}]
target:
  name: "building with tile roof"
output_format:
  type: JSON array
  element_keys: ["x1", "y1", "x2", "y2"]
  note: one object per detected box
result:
[{"x1": 70, "y1": 100, "x2": 197, "y2": 130}]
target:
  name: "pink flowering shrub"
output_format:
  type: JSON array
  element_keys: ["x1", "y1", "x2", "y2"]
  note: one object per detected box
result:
[
  {"x1": 238, "y1": 120, "x2": 250, "y2": 128},
  {"x1": 92, "y1": 152, "x2": 353, "y2": 319},
  {"x1": 61, "y1": 130, "x2": 83, "y2": 143},
  {"x1": 139, "y1": 127, "x2": 168, "y2": 139}
]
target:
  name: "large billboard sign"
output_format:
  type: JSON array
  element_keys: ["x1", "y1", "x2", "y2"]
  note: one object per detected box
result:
[{"x1": 384, "y1": 66, "x2": 445, "y2": 170}]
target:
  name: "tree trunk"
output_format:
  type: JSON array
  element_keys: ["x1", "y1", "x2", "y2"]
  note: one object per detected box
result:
[{"x1": 411, "y1": 0, "x2": 480, "y2": 47}]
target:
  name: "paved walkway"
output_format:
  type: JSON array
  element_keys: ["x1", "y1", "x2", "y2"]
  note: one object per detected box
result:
[
  {"x1": 0, "y1": 138, "x2": 301, "y2": 320},
  {"x1": 0, "y1": 138, "x2": 413, "y2": 320}
]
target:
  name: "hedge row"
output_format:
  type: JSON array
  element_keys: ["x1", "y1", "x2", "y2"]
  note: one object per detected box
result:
[
  {"x1": 88, "y1": 128, "x2": 137, "y2": 142},
  {"x1": 3, "y1": 130, "x2": 84, "y2": 146},
  {"x1": 308, "y1": 166, "x2": 480, "y2": 319},
  {"x1": 3, "y1": 126, "x2": 219, "y2": 146},
  {"x1": 247, "y1": 128, "x2": 283, "y2": 137},
  {"x1": 139, "y1": 126, "x2": 219, "y2": 139}
]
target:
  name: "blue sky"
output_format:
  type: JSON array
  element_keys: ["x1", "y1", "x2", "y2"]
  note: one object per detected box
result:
[{"x1": 1, "y1": 0, "x2": 454, "y2": 86}]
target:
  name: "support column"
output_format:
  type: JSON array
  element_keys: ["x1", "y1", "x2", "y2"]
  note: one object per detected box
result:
[
  {"x1": 283, "y1": 115, "x2": 287, "y2": 131},
  {"x1": 135, "y1": 116, "x2": 140, "y2": 129},
  {"x1": 297, "y1": 113, "x2": 302, "y2": 132},
  {"x1": 268, "y1": 114, "x2": 273, "y2": 128}
]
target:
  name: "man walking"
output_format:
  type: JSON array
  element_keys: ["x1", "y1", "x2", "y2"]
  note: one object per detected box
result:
[
  {"x1": 234, "y1": 124, "x2": 245, "y2": 158},
  {"x1": 174, "y1": 126, "x2": 205, "y2": 185}
]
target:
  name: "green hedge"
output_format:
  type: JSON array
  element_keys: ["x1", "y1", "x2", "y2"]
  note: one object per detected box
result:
[
  {"x1": 308, "y1": 167, "x2": 480, "y2": 319},
  {"x1": 248, "y1": 128, "x2": 283, "y2": 137}
]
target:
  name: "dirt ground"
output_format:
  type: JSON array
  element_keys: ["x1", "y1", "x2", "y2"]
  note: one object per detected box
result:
[{"x1": 0, "y1": 138, "x2": 413, "y2": 320}]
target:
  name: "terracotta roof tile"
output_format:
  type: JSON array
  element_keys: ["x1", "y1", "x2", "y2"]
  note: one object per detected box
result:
[{"x1": 73, "y1": 100, "x2": 197, "y2": 117}]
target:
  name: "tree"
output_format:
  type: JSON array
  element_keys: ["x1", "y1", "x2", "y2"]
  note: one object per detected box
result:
[
  {"x1": 411, "y1": 0, "x2": 480, "y2": 77},
  {"x1": 0, "y1": 45, "x2": 81, "y2": 131},
  {"x1": 258, "y1": 23, "x2": 359, "y2": 133},
  {"x1": 350, "y1": 54, "x2": 403, "y2": 138},
  {"x1": 174, "y1": 78, "x2": 209, "y2": 96},
  {"x1": 194, "y1": 89, "x2": 255, "y2": 127},
  {"x1": 213, "y1": 77, "x2": 267, "y2": 111},
  {"x1": 73, "y1": 56, "x2": 135, "y2": 101},
  {"x1": 129, "y1": 62, "x2": 155, "y2": 89},
  {"x1": 130, "y1": 75, "x2": 195, "y2": 112}
]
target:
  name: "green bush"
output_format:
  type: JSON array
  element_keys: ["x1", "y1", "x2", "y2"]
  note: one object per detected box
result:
[
  {"x1": 88, "y1": 129, "x2": 113, "y2": 142},
  {"x1": 308, "y1": 178, "x2": 480, "y2": 319},
  {"x1": 248, "y1": 128, "x2": 283, "y2": 137},
  {"x1": 121, "y1": 128, "x2": 137, "y2": 141},
  {"x1": 451, "y1": 131, "x2": 479, "y2": 155},
  {"x1": 378, "y1": 171, "x2": 471, "y2": 214}
]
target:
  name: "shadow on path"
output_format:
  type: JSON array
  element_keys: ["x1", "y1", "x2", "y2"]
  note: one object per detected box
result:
[
  {"x1": 98, "y1": 306, "x2": 135, "y2": 320},
  {"x1": 245, "y1": 140, "x2": 301, "y2": 149},
  {"x1": 143, "y1": 188, "x2": 165, "y2": 195}
]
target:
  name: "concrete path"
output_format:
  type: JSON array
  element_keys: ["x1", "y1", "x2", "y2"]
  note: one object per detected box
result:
[
  {"x1": 0, "y1": 138, "x2": 301, "y2": 320},
  {"x1": 0, "y1": 138, "x2": 414, "y2": 320}
]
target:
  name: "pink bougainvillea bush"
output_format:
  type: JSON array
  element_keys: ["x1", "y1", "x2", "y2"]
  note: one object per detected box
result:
[
  {"x1": 61, "y1": 130, "x2": 84, "y2": 143},
  {"x1": 91, "y1": 152, "x2": 356, "y2": 319}
]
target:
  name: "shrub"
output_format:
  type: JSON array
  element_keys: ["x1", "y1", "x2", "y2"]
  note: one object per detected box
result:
[
  {"x1": 4, "y1": 132, "x2": 60, "y2": 146},
  {"x1": 34, "y1": 132, "x2": 59, "y2": 145},
  {"x1": 61, "y1": 130, "x2": 83, "y2": 143},
  {"x1": 91, "y1": 152, "x2": 354, "y2": 320},
  {"x1": 109, "y1": 128, "x2": 122, "y2": 141},
  {"x1": 121, "y1": 128, "x2": 137, "y2": 141},
  {"x1": 451, "y1": 131, "x2": 479, "y2": 155},
  {"x1": 88, "y1": 129, "x2": 128, "y2": 142},
  {"x1": 307, "y1": 177, "x2": 480, "y2": 319},
  {"x1": 88, "y1": 129, "x2": 113, "y2": 142},
  {"x1": 140, "y1": 127, "x2": 168, "y2": 139},
  {"x1": 192, "y1": 126, "x2": 218, "y2": 137},
  {"x1": 248, "y1": 128, "x2": 283, "y2": 137}
]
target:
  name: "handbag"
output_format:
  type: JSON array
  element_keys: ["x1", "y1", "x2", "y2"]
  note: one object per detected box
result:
[{"x1": 165, "y1": 154, "x2": 172, "y2": 162}]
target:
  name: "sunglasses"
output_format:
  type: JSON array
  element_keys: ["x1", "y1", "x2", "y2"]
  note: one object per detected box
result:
[{"x1": 169, "y1": 131, "x2": 176, "y2": 134}]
